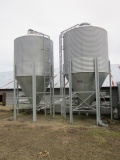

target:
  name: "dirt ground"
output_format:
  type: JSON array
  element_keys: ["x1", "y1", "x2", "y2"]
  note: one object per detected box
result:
[{"x1": 0, "y1": 106, "x2": 120, "y2": 160}]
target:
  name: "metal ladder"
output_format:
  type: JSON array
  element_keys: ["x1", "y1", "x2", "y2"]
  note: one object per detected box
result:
[
  {"x1": 59, "y1": 35, "x2": 63, "y2": 96},
  {"x1": 59, "y1": 34, "x2": 64, "y2": 115},
  {"x1": 59, "y1": 24, "x2": 81, "y2": 115},
  {"x1": 43, "y1": 35, "x2": 52, "y2": 115}
]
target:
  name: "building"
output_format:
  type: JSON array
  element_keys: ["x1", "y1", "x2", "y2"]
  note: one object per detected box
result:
[{"x1": 0, "y1": 65, "x2": 120, "y2": 111}]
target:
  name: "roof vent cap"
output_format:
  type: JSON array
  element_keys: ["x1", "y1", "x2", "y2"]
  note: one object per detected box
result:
[{"x1": 80, "y1": 22, "x2": 91, "y2": 27}]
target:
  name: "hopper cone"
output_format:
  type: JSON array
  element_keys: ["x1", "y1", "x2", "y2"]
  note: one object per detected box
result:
[
  {"x1": 66, "y1": 72, "x2": 107, "y2": 106},
  {"x1": 16, "y1": 76, "x2": 50, "y2": 105}
]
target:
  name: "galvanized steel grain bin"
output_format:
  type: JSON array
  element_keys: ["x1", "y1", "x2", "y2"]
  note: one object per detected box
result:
[
  {"x1": 14, "y1": 34, "x2": 53, "y2": 104},
  {"x1": 63, "y1": 24, "x2": 109, "y2": 105}
]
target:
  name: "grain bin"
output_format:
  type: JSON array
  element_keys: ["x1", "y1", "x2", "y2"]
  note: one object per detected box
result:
[
  {"x1": 63, "y1": 24, "x2": 109, "y2": 106},
  {"x1": 14, "y1": 33, "x2": 53, "y2": 105}
]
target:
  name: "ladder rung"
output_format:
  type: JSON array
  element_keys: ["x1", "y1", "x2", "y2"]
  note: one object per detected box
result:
[
  {"x1": 44, "y1": 62, "x2": 49, "y2": 65},
  {"x1": 44, "y1": 56, "x2": 50, "y2": 58},
  {"x1": 44, "y1": 57, "x2": 50, "y2": 59},
  {"x1": 37, "y1": 92, "x2": 50, "y2": 93},
  {"x1": 44, "y1": 72, "x2": 50, "y2": 73},
  {"x1": 44, "y1": 57, "x2": 49, "y2": 59},
  {"x1": 44, "y1": 50, "x2": 50, "y2": 52}
]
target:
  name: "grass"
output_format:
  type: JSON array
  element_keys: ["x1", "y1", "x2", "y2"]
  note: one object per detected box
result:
[{"x1": 0, "y1": 107, "x2": 120, "y2": 160}]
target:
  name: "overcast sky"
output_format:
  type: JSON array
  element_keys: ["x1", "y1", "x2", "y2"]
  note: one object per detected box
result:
[{"x1": 0, "y1": 0, "x2": 120, "y2": 72}]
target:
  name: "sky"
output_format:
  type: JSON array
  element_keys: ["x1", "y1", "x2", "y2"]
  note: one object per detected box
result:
[{"x1": 0, "y1": 0, "x2": 120, "y2": 72}]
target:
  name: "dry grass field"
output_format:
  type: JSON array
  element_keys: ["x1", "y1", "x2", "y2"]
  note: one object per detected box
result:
[{"x1": 0, "y1": 106, "x2": 120, "y2": 160}]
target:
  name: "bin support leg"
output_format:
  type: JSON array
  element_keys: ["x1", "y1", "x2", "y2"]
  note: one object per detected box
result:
[{"x1": 32, "y1": 63, "x2": 37, "y2": 122}]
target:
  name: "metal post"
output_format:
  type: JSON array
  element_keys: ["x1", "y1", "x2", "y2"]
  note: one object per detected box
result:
[
  {"x1": 52, "y1": 65, "x2": 55, "y2": 118},
  {"x1": 32, "y1": 62, "x2": 37, "y2": 122},
  {"x1": 52, "y1": 85, "x2": 55, "y2": 118},
  {"x1": 16, "y1": 82, "x2": 19, "y2": 115},
  {"x1": 69, "y1": 60, "x2": 73, "y2": 124},
  {"x1": 95, "y1": 58, "x2": 100, "y2": 125},
  {"x1": 61, "y1": 89, "x2": 64, "y2": 115},
  {"x1": 50, "y1": 79, "x2": 52, "y2": 115},
  {"x1": 109, "y1": 61, "x2": 113, "y2": 120},
  {"x1": 63, "y1": 64, "x2": 66, "y2": 118},
  {"x1": 50, "y1": 65, "x2": 52, "y2": 116},
  {"x1": 13, "y1": 65, "x2": 16, "y2": 121}
]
